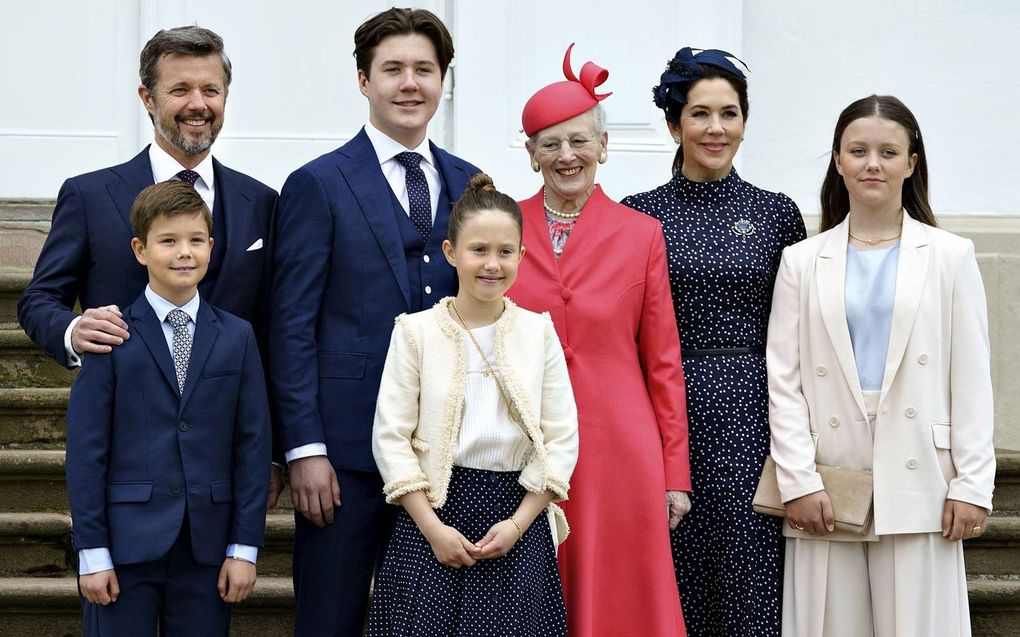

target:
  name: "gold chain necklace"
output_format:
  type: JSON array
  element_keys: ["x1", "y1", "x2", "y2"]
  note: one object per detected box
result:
[
  {"x1": 847, "y1": 228, "x2": 902, "y2": 245},
  {"x1": 448, "y1": 300, "x2": 524, "y2": 425}
]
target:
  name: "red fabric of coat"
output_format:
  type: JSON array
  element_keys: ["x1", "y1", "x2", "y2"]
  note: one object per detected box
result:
[{"x1": 508, "y1": 185, "x2": 691, "y2": 637}]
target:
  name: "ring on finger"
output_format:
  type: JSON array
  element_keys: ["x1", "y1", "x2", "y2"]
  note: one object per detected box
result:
[
  {"x1": 972, "y1": 526, "x2": 983, "y2": 535},
  {"x1": 794, "y1": 524, "x2": 805, "y2": 531}
]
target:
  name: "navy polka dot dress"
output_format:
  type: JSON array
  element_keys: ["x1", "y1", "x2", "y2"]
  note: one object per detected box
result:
[
  {"x1": 366, "y1": 466, "x2": 567, "y2": 637},
  {"x1": 622, "y1": 169, "x2": 806, "y2": 637}
]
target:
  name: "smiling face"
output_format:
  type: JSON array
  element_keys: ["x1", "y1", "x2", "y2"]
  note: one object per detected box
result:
[
  {"x1": 132, "y1": 211, "x2": 213, "y2": 306},
  {"x1": 139, "y1": 53, "x2": 226, "y2": 168},
  {"x1": 672, "y1": 78, "x2": 745, "y2": 182},
  {"x1": 527, "y1": 110, "x2": 607, "y2": 209},
  {"x1": 359, "y1": 33, "x2": 443, "y2": 149},
  {"x1": 442, "y1": 209, "x2": 525, "y2": 311},
  {"x1": 834, "y1": 116, "x2": 917, "y2": 213}
]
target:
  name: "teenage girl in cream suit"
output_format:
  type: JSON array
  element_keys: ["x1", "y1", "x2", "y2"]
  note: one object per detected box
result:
[{"x1": 767, "y1": 95, "x2": 995, "y2": 637}]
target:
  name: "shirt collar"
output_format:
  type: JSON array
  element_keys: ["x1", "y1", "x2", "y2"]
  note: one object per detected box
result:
[
  {"x1": 148, "y1": 142, "x2": 215, "y2": 191},
  {"x1": 364, "y1": 122, "x2": 435, "y2": 169},
  {"x1": 145, "y1": 285, "x2": 201, "y2": 324}
]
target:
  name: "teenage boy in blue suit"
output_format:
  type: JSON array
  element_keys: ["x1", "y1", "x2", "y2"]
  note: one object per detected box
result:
[
  {"x1": 66, "y1": 181, "x2": 271, "y2": 636},
  {"x1": 269, "y1": 8, "x2": 481, "y2": 634}
]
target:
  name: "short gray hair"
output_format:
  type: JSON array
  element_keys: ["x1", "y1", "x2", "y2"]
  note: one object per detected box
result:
[
  {"x1": 528, "y1": 104, "x2": 607, "y2": 146},
  {"x1": 139, "y1": 26, "x2": 232, "y2": 95}
]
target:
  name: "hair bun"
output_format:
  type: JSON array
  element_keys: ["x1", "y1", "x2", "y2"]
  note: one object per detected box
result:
[{"x1": 466, "y1": 172, "x2": 497, "y2": 193}]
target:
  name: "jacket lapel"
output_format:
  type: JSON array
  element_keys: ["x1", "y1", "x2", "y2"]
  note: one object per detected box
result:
[
  {"x1": 878, "y1": 214, "x2": 931, "y2": 406},
  {"x1": 108, "y1": 148, "x2": 156, "y2": 235},
  {"x1": 207, "y1": 158, "x2": 253, "y2": 299},
  {"x1": 341, "y1": 129, "x2": 411, "y2": 309},
  {"x1": 129, "y1": 300, "x2": 179, "y2": 397},
  {"x1": 179, "y1": 301, "x2": 219, "y2": 412},
  {"x1": 815, "y1": 217, "x2": 869, "y2": 420}
]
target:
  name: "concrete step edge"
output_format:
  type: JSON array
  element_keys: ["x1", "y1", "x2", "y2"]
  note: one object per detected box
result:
[
  {"x1": 0, "y1": 387, "x2": 68, "y2": 410},
  {"x1": 0, "y1": 269, "x2": 32, "y2": 293},
  {"x1": 0, "y1": 329, "x2": 36, "y2": 349},
  {"x1": 0, "y1": 449, "x2": 64, "y2": 475},
  {"x1": 0, "y1": 512, "x2": 70, "y2": 537},
  {"x1": 0, "y1": 576, "x2": 293, "y2": 609}
]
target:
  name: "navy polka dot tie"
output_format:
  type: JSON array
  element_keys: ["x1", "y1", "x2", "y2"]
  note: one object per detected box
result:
[
  {"x1": 395, "y1": 152, "x2": 432, "y2": 240},
  {"x1": 175, "y1": 169, "x2": 200, "y2": 187},
  {"x1": 167, "y1": 309, "x2": 192, "y2": 395}
]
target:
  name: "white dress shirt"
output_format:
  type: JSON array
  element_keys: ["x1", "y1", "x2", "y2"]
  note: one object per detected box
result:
[
  {"x1": 77, "y1": 286, "x2": 257, "y2": 575},
  {"x1": 63, "y1": 144, "x2": 217, "y2": 367},
  {"x1": 285, "y1": 124, "x2": 442, "y2": 465}
]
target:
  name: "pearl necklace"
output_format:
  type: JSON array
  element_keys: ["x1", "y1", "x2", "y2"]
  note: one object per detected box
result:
[{"x1": 543, "y1": 189, "x2": 582, "y2": 219}]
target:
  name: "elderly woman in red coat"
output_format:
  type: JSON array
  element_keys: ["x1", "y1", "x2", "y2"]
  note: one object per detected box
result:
[{"x1": 507, "y1": 44, "x2": 692, "y2": 637}]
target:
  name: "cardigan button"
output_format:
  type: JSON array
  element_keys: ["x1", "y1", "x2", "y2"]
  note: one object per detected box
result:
[
  {"x1": 828, "y1": 416, "x2": 839, "y2": 427},
  {"x1": 563, "y1": 346, "x2": 574, "y2": 361},
  {"x1": 918, "y1": 353, "x2": 929, "y2": 365},
  {"x1": 560, "y1": 288, "x2": 573, "y2": 301},
  {"x1": 815, "y1": 365, "x2": 827, "y2": 376},
  {"x1": 906, "y1": 458, "x2": 918, "y2": 470},
  {"x1": 904, "y1": 407, "x2": 917, "y2": 418}
]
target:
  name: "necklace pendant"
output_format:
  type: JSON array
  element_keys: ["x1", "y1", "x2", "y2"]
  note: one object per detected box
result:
[
  {"x1": 731, "y1": 218, "x2": 756, "y2": 239},
  {"x1": 483, "y1": 370, "x2": 492, "y2": 377}
]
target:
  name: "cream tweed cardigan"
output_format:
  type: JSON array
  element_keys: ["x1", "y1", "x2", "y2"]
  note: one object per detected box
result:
[{"x1": 372, "y1": 297, "x2": 578, "y2": 541}]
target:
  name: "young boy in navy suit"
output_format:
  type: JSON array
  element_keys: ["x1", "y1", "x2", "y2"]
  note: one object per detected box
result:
[{"x1": 65, "y1": 180, "x2": 271, "y2": 636}]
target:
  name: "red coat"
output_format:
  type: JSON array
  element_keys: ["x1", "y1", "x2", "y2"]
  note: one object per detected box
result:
[{"x1": 509, "y1": 186, "x2": 691, "y2": 637}]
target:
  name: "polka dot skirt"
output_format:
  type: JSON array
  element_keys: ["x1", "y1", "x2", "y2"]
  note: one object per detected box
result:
[
  {"x1": 366, "y1": 466, "x2": 567, "y2": 637},
  {"x1": 623, "y1": 169, "x2": 807, "y2": 637}
]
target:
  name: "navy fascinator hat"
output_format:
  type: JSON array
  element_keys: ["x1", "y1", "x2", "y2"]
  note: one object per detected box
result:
[{"x1": 653, "y1": 48, "x2": 749, "y2": 123}]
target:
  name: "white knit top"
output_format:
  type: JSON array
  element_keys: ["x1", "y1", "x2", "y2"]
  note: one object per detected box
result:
[{"x1": 454, "y1": 324, "x2": 531, "y2": 471}]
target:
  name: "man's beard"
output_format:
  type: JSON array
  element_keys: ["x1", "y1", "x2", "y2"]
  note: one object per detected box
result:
[{"x1": 154, "y1": 108, "x2": 223, "y2": 156}]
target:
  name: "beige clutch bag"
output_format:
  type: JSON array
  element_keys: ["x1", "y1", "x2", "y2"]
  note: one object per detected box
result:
[{"x1": 753, "y1": 456, "x2": 874, "y2": 535}]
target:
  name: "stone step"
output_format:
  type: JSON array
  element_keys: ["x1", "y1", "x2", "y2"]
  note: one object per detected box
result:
[
  {"x1": 966, "y1": 515, "x2": 1020, "y2": 578},
  {"x1": 0, "y1": 329, "x2": 76, "y2": 389},
  {"x1": 994, "y1": 450, "x2": 1020, "y2": 512},
  {"x1": 0, "y1": 388, "x2": 68, "y2": 448},
  {"x1": 0, "y1": 576, "x2": 293, "y2": 637},
  {"x1": 0, "y1": 450, "x2": 293, "y2": 512},
  {"x1": 0, "y1": 512, "x2": 295, "y2": 578},
  {"x1": 0, "y1": 269, "x2": 31, "y2": 332}
]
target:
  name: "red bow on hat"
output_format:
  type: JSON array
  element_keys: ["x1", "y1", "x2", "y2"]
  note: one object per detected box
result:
[{"x1": 521, "y1": 43, "x2": 612, "y2": 137}]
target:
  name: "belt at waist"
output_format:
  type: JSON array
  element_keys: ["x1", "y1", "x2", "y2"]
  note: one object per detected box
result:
[{"x1": 682, "y1": 346, "x2": 765, "y2": 357}]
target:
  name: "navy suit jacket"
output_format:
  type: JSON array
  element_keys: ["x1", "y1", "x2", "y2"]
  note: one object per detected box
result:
[
  {"x1": 17, "y1": 147, "x2": 277, "y2": 368},
  {"x1": 65, "y1": 296, "x2": 271, "y2": 566},
  {"x1": 269, "y1": 128, "x2": 479, "y2": 471}
]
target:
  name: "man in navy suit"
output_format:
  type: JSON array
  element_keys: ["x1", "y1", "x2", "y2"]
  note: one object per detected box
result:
[
  {"x1": 66, "y1": 181, "x2": 270, "y2": 635},
  {"x1": 269, "y1": 8, "x2": 480, "y2": 634},
  {"x1": 16, "y1": 25, "x2": 284, "y2": 504}
]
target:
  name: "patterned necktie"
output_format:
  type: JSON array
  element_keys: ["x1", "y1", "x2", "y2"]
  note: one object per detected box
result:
[
  {"x1": 166, "y1": 309, "x2": 192, "y2": 395},
  {"x1": 394, "y1": 152, "x2": 432, "y2": 240},
  {"x1": 175, "y1": 169, "x2": 201, "y2": 187}
]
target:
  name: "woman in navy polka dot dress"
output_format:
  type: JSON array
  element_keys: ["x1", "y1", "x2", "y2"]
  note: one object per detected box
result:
[
  {"x1": 622, "y1": 48, "x2": 806, "y2": 637},
  {"x1": 367, "y1": 174, "x2": 578, "y2": 637}
]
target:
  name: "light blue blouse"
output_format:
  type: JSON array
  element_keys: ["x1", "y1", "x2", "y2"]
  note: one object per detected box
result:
[{"x1": 845, "y1": 243, "x2": 900, "y2": 390}]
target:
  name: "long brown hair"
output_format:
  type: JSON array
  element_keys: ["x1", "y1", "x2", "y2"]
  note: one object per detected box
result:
[{"x1": 819, "y1": 95, "x2": 936, "y2": 232}]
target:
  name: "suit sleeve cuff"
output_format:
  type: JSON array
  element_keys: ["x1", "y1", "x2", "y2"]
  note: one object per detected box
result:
[
  {"x1": 64, "y1": 316, "x2": 83, "y2": 368},
  {"x1": 78, "y1": 547, "x2": 113, "y2": 575},
  {"x1": 285, "y1": 443, "x2": 328, "y2": 464},
  {"x1": 226, "y1": 544, "x2": 259, "y2": 565}
]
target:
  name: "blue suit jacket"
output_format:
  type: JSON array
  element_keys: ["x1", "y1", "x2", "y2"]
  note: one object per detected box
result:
[
  {"x1": 269, "y1": 128, "x2": 479, "y2": 471},
  {"x1": 17, "y1": 147, "x2": 277, "y2": 368},
  {"x1": 65, "y1": 295, "x2": 271, "y2": 566}
]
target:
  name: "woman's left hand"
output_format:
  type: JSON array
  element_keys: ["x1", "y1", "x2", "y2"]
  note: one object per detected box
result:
[
  {"x1": 473, "y1": 519, "x2": 522, "y2": 559},
  {"x1": 667, "y1": 491, "x2": 692, "y2": 530},
  {"x1": 942, "y1": 499, "x2": 989, "y2": 541}
]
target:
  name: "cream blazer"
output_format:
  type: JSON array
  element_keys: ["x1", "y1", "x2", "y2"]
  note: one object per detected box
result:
[
  {"x1": 372, "y1": 297, "x2": 579, "y2": 541},
  {"x1": 767, "y1": 214, "x2": 995, "y2": 540}
]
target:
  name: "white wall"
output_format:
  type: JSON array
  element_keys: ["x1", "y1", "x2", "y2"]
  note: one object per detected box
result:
[{"x1": 1, "y1": 0, "x2": 1018, "y2": 217}]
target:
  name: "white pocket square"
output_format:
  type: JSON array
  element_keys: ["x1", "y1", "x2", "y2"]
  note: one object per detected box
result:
[{"x1": 246, "y1": 238, "x2": 263, "y2": 252}]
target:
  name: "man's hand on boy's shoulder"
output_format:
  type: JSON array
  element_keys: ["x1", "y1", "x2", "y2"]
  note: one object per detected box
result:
[
  {"x1": 71, "y1": 305, "x2": 130, "y2": 355},
  {"x1": 80, "y1": 569, "x2": 120, "y2": 605},
  {"x1": 218, "y1": 558, "x2": 257, "y2": 603}
]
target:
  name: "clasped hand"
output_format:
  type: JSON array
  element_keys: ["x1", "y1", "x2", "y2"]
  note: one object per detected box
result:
[{"x1": 424, "y1": 519, "x2": 522, "y2": 568}]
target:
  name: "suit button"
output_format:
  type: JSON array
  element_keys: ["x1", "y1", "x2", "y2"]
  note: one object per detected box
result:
[
  {"x1": 815, "y1": 365, "x2": 827, "y2": 376},
  {"x1": 918, "y1": 353, "x2": 929, "y2": 364},
  {"x1": 171, "y1": 484, "x2": 184, "y2": 496},
  {"x1": 560, "y1": 288, "x2": 572, "y2": 301},
  {"x1": 423, "y1": 254, "x2": 430, "y2": 263},
  {"x1": 906, "y1": 458, "x2": 918, "y2": 470},
  {"x1": 829, "y1": 416, "x2": 840, "y2": 427},
  {"x1": 904, "y1": 407, "x2": 917, "y2": 418},
  {"x1": 178, "y1": 421, "x2": 189, "y2": 432},
  {"x1": 563, "y1": 346, "x2": 574, "y2": 361},
  {"x1": 424, "y1": 285, "x2": 432, "y2": 295}
]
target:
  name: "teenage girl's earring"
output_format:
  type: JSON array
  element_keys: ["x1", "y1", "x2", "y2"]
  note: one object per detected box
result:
[
  {"x1": 531, "y1": 161, "x2": 540, "y2": 172},
  {"x1": 598, "y1": 151, "x2": 607, "y2": 164}
]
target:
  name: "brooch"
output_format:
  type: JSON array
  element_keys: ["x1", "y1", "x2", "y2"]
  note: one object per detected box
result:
[{"x1": 731, "y1": 219, "x2": 756, "y2": 239}]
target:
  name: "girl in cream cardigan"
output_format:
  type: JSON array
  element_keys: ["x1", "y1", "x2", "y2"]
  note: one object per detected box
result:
[{"x1": 366, "y1": 173, "x2": 579, "y2": 637}]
